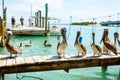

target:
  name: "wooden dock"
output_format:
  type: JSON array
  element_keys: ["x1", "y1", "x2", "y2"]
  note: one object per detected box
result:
[{"x1": 0, "y1": 53, "x2": 120, "y2": 80}]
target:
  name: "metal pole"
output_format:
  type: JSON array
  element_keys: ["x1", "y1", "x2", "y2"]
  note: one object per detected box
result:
[
  {"x1": 45, "y1": 3, "x2": 48, "y2": 32},
  {"x1": 2, "y1": 0, "x2": 4, "y2": 19},
  {"x1": 31, "y1": 4, "x2": 32, "y2": 17}
]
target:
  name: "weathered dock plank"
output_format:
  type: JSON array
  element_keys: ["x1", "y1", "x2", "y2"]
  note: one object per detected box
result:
[
  {"x1": 0, "y1": 53, "x2": 120, "y2": 74},
  {"x1": 32, "y1": 56, "x2": 43, "y2": 63},
  {"x1": 0, "y1": 59, "x2": 6, "y2": 67},
  {"x1": 24, "y1": 57, "x2": 35, "y2": 64},
  {"x1": 6, "y1": 58, "x2": 19, "y2": 67},
  {"x1": 16, "y1": 57, "x2": 26, "y2": 65}
]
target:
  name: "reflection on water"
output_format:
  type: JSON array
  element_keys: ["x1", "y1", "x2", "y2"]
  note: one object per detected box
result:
[{"x1": 0, "y1": 25, "x2": 120, "y2": 80}]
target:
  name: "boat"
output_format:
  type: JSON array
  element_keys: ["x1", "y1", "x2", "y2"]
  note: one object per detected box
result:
[
  {"x1": 7, "y1": 25, "x2": 61, "y2": 36},
  {"x1": 7, "y1": 3, "x2": 61, "y2": 36}
]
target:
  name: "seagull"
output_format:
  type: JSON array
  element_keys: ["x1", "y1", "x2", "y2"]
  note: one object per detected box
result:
[
  {"x1": 74, "y1": 31, "x2": 86, "y2": 57},
  {"x1": 43, "y1": 40, "x2": 52, "y2": 47},
  {"x1": 114, "y1": 32, "x2": 120, "y2": 47},
  {"x1": 25, "y1": 40, "x2": 32, "y2": 47},
  {"x1": 57, "y1": 28, "x2": 68, "y2": 58},
  {"x1": 91, "y1": 32, "x2": 102, "y2": 57},
  {"x1": 5, "y1": 31, "x2": 22, "y2": 57},
  {"x1": 100, "y1": 30, "x2": 117, "y2": 55}
]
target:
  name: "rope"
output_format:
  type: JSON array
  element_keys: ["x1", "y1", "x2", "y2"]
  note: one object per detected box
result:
[
  {"x1": 16, "y1": 74, "x2": 43, "y2": 80},
  {"x1": 67, "y1": 16, "x2": 72, "y2": 40},
  {"x1": 91, "y1": 18, "x2": 96, "y2": 44},
  {"x1": 116, "y1": 13, "x2": 120, "y2": 31},
  {"x1": 79, "y1": 19, "x2": 82, "y2": 31},
  {"x1": 13, "y1": 57, "x2": 43, "y2": 80},
  {"x1": 71, "y1": 12, "x2": 120, "y2": 21}
]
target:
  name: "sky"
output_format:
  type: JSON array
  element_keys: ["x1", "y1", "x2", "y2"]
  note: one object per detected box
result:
[{"x1": 0, "y1": 0, "x2": 120, "y2": 24}]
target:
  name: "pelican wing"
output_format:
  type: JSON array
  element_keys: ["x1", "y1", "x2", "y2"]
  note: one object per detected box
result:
[
  {"x1": 104, "y1": 41, "x2": 117, "y2": 55},
  {"x1": 57, "y1": 42, "x2": 67, "y2": 54},
  {"x1": 118, "y1": 40, "x2": 120, "y2": 47},
  {"x1": 95, "y1": 45, "x2": 102, "y2": 53},
  {"x1": 57, "y1": 42, "x2": 60, "y2": 49},
  {"x1": 80, "y1": 43, "x2": 87, "y2": 53},
  {"x1": 8, "y1": 44, "x2": 22, "y2": 54}
]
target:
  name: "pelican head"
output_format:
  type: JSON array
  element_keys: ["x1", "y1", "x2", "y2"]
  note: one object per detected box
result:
[
  {"x1": 6, "y1": 31, "x2": 13, "y2": 45},
  {"x1": 44, "y1": 40, "x2": 47, "y2": 45},
  {"x1": 100, "y1": 30, "x2": 108, "y2": 44},
  {"x1": 114, "y1": 32, "x2": 119, "y2": 45},
  {"x1": 92, "y1": 32, "x2": 95, "y2": 44},
  {"x1": 44, "y1": 40, "x2": 52, "y2": 47},
  {"x1": 77, "y1": 31, "x2": 81, "y2": 36},
  {"x1": 74, "y1": 31, "x2": 81, "y2": 45},
  {"x1": 61, "y1": 28, "x2": 67, "y2": 42},
  {"x1": 114, "y1": 32, "x2": 120, "y2": 47}
]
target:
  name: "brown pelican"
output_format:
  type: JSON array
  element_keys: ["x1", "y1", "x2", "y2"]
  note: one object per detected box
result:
[
  {"x1": 25, "y1": 40, "x2": 32, "y2": 47},
  {"x1": 5, "y1": 31, "x2": 22, "y2": 57},
  {"x1": 91, "y1": 32, "x2": 102, "y2": 57},
  {"x1": 114, "y1": 32, "x2": 120, "y2": 47},
  {"x1": 74, "y1": 31, "x2": 86, "y2": 57},
  {"x1": 43, "y1": 40, "x2": 52, "y2": 47},
  {"x1": 57, "y1": 28, "x2": 68, "y2": 58},
  {"x1": 100, "y1": 30, "x2": 118, "y2": 55}
]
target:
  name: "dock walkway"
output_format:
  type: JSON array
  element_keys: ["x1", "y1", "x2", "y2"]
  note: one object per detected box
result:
[{"x1": 0, "y1": 53, "x2": 120, "y2": 80}]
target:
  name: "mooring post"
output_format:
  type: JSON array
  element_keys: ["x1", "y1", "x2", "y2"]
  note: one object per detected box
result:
[
  {"x1": 0, "y1": 74, "x2": 4, "y2": 80},
  {"x1": 102, "y1": 66, "x2": 107, "y2": 73},
  {"x1": 103, "y1": 29, "x2": 108, "y2": 52},
  {"x1": 45, "y1": 3, "x2": 48, "y2": 32},
  {"x1": 101, "y1": 66, "x2": 107, "y2": 79},
  {"x1": 0, "y1": 19, "x2": 5, "y2": 47},
  {"x1": 42, "y1": 17, "x2": 44, "y2": 28}
]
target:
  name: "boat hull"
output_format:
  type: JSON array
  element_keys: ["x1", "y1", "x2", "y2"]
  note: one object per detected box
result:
[{"x1": 8, "y1": 27, "x2": 61, "y2": 36}]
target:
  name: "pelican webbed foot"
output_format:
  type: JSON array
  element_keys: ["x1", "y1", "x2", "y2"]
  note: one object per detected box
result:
[
  {"x1": 93, "y1": 53, "x2": 102, "y2": 57},
  {"x1": 9, "y1": 54, "x2": 12, "y2": 58}
]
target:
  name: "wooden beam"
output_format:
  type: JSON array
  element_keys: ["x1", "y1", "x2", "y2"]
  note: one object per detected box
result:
[{"x1": 0, "y1": 54, "x2": 120, "y2": 74}]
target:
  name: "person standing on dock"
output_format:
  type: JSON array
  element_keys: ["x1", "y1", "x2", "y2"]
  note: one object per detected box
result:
[
  {"x1": 20, "y1": 16, "x2": 24, "y2": 26},
  {"x1": 11, "y1": 16, "x2": 16, "y2": 28}
]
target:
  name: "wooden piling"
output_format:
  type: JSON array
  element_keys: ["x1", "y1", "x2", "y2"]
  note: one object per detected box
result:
[
  {"x1": 45, "y1": 3, "x2": 48, "y2": 32},
  {"x1": 0, "y1": 19, "x2": 5, "y2": 47},
  {"x1": 42, "y1": 17, "x2": 44, "y2": 28},
  {"x1": 103, "y1": 29, "x2": 108, "y2": 52},
  {"x1": 101, "y1": 66, "x2": 107, "y2": 79},
  {"x1": 0, "y1": 74, "x2": 4, "y2": 80},
  {"x1": 3, "y1": 7, "x2": 7, "y2": 29},
  {"x1": 102, "y1": 66, "x2": 107, "y2": 73}
]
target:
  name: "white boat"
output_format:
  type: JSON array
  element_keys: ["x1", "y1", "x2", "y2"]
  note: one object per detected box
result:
[{"x1": 8, "y1": 26, "x2": 61, "y2": 36}]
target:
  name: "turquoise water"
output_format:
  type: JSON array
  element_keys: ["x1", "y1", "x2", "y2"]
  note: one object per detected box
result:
[{"x1": 0, "y1": 25, "x2": 120, "y2": 80}]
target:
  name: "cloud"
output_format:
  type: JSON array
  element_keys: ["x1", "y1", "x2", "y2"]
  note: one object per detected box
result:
[
  {"x1": 1, "y1": 0, "x2": 120, "y2": 25},
  {"x1": 4, "y1": 0, "x2": 64, "y2": 24}
]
